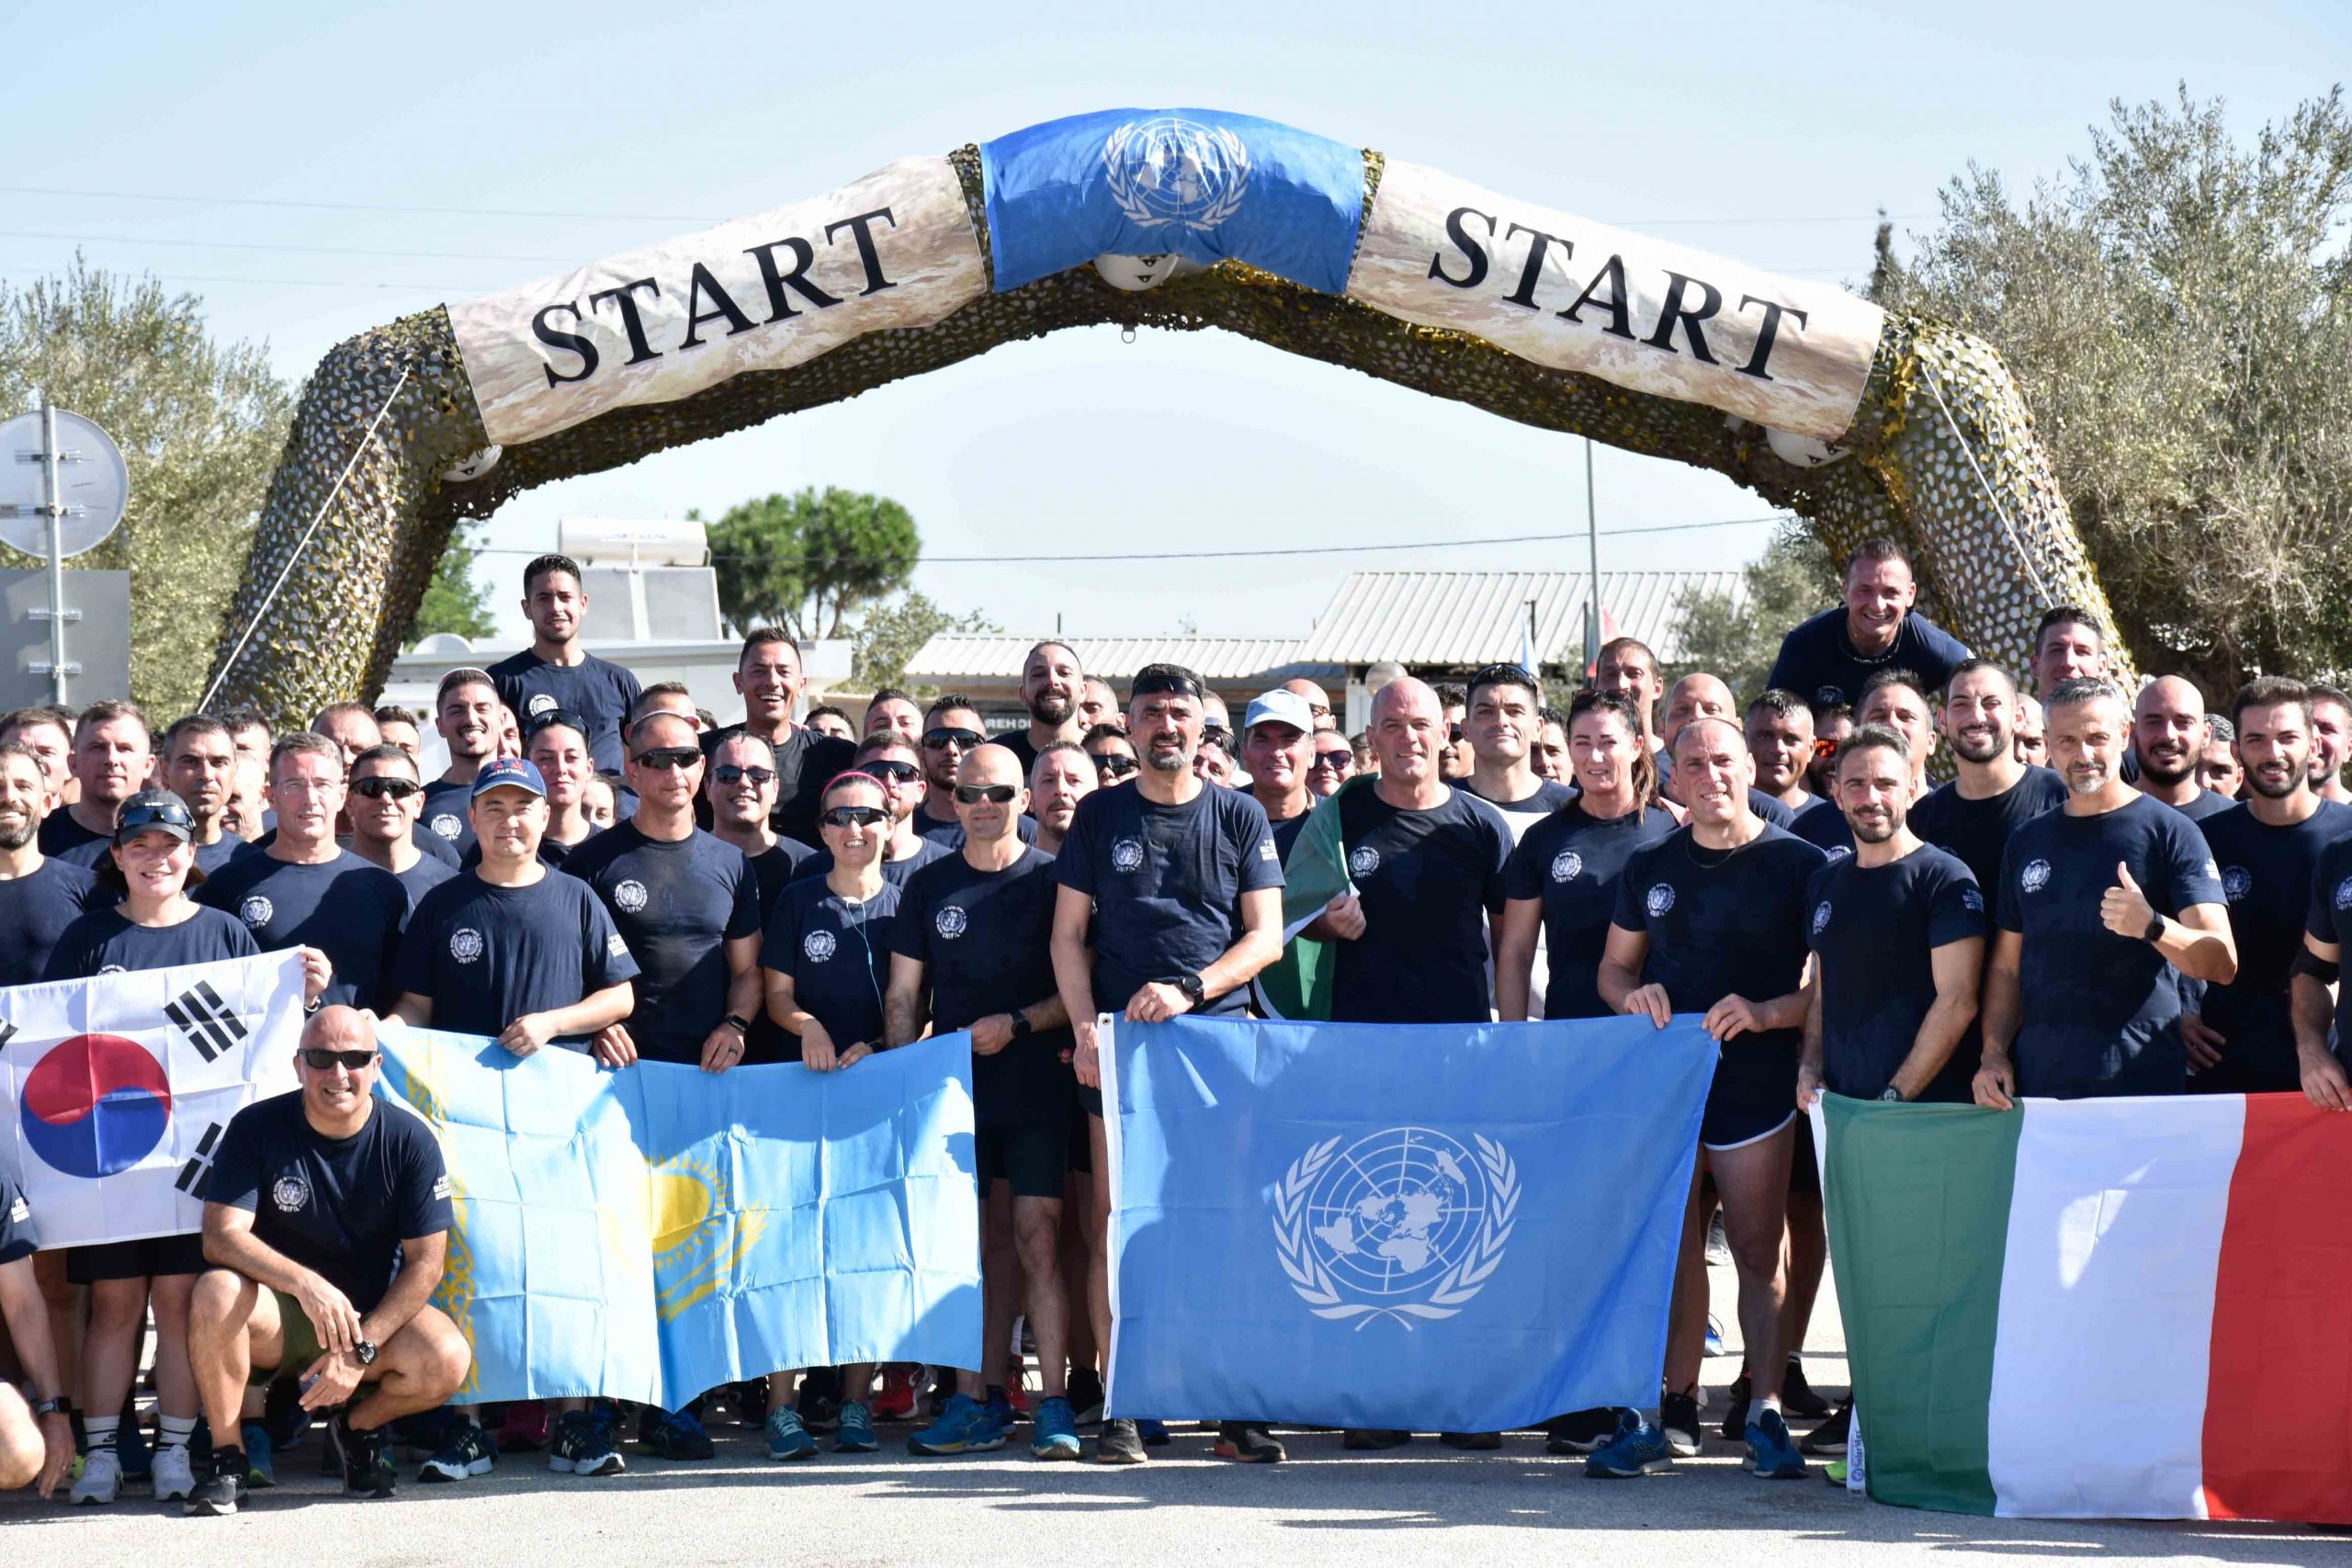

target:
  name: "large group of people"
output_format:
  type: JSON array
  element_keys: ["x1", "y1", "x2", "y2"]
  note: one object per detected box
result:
[{"x1": 1, "y1": 540, "x2": 2347, "y2": 1515}]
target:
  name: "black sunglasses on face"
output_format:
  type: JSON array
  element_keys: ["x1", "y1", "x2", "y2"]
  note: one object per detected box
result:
[
  {"x1": 1447, "y1": 724, "x2": 1467, "y2": 744},
  {"x1": 954, "y1": 783, "x2": 1019, "y2": 806},
  {"x1": 634, "y1": 747, "x2": 702, "y2": 771},
  {"x1": 301, "y1": 1048, "x2": 378, "y2": 1072},
  {"x1": 1093, "y1": 754, "x2": 1138, "y2": 778},
  {"x1": 1311, "y1": 750, "x2": 1353, "y2": 769},
  {"x1": 350, "y1": 776, "x2": 422, "y2": 800},
  {"x1": 822, "y1": 804, "x2": 889, "y2": 829},
  {"x1": 861, "y1": 760, "x2": 922, "y2": 784},
  {"x1": 711, "y1": 764, "x2": 776, "y2": 785},
  {"x1": 923, "y1": 728, "x2": 984, "y2": 750},
  {"x1": 1201, "y1": 725, "x2": 1235, "y2": 750}
]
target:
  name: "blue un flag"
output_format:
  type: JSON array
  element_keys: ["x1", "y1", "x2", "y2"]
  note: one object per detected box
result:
[
  {"x1": 1104, "y1": 1015, "x2": 1717, "y2": 1434},
  {"x1": 978, "y1": 107, "x2": 1365, "y2": 295}
]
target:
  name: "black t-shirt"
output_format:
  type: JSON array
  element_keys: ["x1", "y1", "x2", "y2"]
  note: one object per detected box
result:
[
  {"x1": 1462, "y1": 778, "x2": 1577, "y2": 842},
  {"x1": 2199, "y1": 799, "x2": 2352, "y2": 1090},
  {"x1": 418, "y1": 779, "x2": 478, "y2": 857},
  {"x1": 0, "y1": 857, "x2": 108, "y2": 987},
  {"x1": 0, "y1": 1176, "x2": 38, "y2": 1263},
  {"x1": 1330, "y1": 785, "x2": 1512, "y2": 1023},
  {"x1": 36, "y1": 809, "x2": 107, "y2": 860},
  {"x1": 563, "y1": 822, "x2": 762, "y2": 1064},
  {"x1": 44, "y1": 904, "x2": 260, "y2": 978},
  {"x1": 203, "y1": 1091, "x2": 454, "y2": 1314},
  {"x1": 1910, "y1": 766, "x2": 2069, "y2": 894},
  {"x1": 701, "y1": 726, "x2": 856, "y2": 850},
  {"x1": 1996, "y1": 793, "x2": 2227, "y2": 1099},
  {"x1": 1767, "y1": 605, "x2": 1971, "y2": 710},
  {"x1": 488, "y1": 649, "x2": 643, "y2": 775},
  {"x1": 760, "y1": 878, "x2": 899, "y2": 1057},
  {"x1": 1503, "y1": 802, "x2": 1679, "y2": 1020},
  {"x1": 197, "y1": 850, "x2": 409, "y2": 1011},
  {"x1": 2303, "y1": 836, "x2": 2352, "y2": 1066},
  {"x1": 893, "y1": 847, "x2": 1070, "y2": 1127},
  {"x1": 1805, "y1": 844, "x2": 1984, "y2": 1100},
  {"x1": 395, "y1": 871, "x2": 640, "y2": 1045},
  {"x1": 1053, "y1": 783, "x2": 1283, "y2": 1016},
  {"x1": 746, "y1": 839, "x2": 821, "y2": 919}
]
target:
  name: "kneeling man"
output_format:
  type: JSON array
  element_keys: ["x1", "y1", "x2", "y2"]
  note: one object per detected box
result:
[{"x1": 186, "y1": 1006, "x2": 469, "y2": 1514}]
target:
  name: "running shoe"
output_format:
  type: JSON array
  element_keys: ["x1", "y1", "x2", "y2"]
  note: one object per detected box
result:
[
  {"x1": 1824, "y1": 1458, "x2": 1849, "y2": 1486},
  {"x1": 1211, "y1": 1422, "x2": 1283, "y2": 1463},
  {"x1": 70, "y1": 1447, "x2": 121, "y2": 1505},
  {"x1": 497, "y1": 1400, "x2": 549, "y2": 1452},
  {"x1": 1545, "y1": 1408, "x2": 1623, "y2": 1455},
  {"x1": 798, "y1": 1369, "x2": 843, "y2": 1433},
  {"x1": 984, "y1": 1384, "x2": 1018, "y2": 1434},
  {"x1": 1799, "y1": 1403, "x2": 1851, "y2": 1456},
  {"x1": 1744, "y1": 1407, "x2": 1808, "y2": 1480},
  {"x1": 1092, "y1": 1416, "x2": 1148, "y2": 1464},
  {"x1": 637, "y1": 1405, "x2": 715, "y2": 1461},
  {"x1": 334, "y1": 1412, "x2": 396, "y2": 1499},
  {"x1": 1781, "y1": 1357, "x2": 1832, "y2": 1419},
  {"x1": 833, "y1": 1400, "x2": 878, "y2": 1454},
  {"x1": 239, "y1": 1423, "x2": 276, "y2": 1488},
  {"x1": 1584, "y1": 1410, "x2": 1673, "y2": 1478},
  {"x1": 909, "y1": 1393, "x2": 1003, "y2": 1456},
  {"x1": 1659, "y1": 1391, "x2": 1702, "y2": 1457},
  {"x1": 765, "y1": 1408, "x2": 818, "y2": 1461},
  {"x1": 1703, "y1": 1315, "x2": 1725, "y2": 1357},
  {"x1": 152, "y1": 1442, "x2": 197, "y2": 1501},
  {"x1": 549, "y1": 1408, "x2": 627, "y2": 1476},
  {"x1": 1137, "y1": 1418, "x2": 1170, "y2": 1448},
  {"x1": 1719, "y1": 1371, "x2": 1752, "y2": 1442},
  {"x1": 871, "y1": 1366, "x2": 919, "y2": 1422},
  {"x1": 1342, "y1": 1427, "x2": 1410, "y2": 1450},
  {"x1": 1704, "y1": 1208, "x2": 1732, "y2": 1267},
  {"x1": 1031, "y1": 1397, "x2": 1083, "y2": 1461},
  {"x1": 1067, "y1": 1369, "x2": 1105, "y2": 1427},
  {"x1": 418, "y1": 1419, "x2": 496, "y2": 1483},
  {"x1": 728, "y1": 1378, "x2": 772, "y2": 1427},
  {"x1": 1440, "y1": 1430, "x2": 1502, "y2": 1450},
  {"x1": 184, "y1": 1454, "x2": 244, "y2": 1517}
]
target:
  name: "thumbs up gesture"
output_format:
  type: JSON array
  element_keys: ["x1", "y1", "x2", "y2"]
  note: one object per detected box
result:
[{"x1": 2099, "y1": 860, "x2": 2159, "y2": 941}]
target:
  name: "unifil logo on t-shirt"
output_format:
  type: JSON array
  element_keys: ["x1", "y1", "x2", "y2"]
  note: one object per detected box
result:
[
  {"x1": 1645, "y1": 884, "x2": 1675, "y2": 918},
  {"x1": 430, "y1": 814, "x2": 463, "y2": 840}
]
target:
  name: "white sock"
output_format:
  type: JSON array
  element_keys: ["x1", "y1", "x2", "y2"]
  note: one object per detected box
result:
[
  {"x1": 84, "y1": 1415, "x2": 119, "y2": 1453},
  {"x1": 159, "y1": 1415, "x2": 198, "y2": 1450}
]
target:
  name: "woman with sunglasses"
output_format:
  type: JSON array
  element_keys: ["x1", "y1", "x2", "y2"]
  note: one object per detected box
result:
[
  {"x1": 1082, "y1": 725, "x2": 1139, "y2": 788},
  {"x1": 43, "y1": 790, "x2": 328, "y2": 1506},
  {"x1": 1305, "y1": 734, "x2": 1355, "y2": 799},
  {"x1": 755, "y1": 771, "x2": 901, "y2": 1461}
]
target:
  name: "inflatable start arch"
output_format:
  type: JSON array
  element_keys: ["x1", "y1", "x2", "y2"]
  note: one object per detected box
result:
[{"x1": 209, "y1": 108, "x2": 2114, "y2": 716}]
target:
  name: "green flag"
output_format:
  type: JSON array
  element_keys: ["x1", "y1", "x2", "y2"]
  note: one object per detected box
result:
[{"x1": 1258, "y1": 774, "x2": 1373, "y2": 1020}]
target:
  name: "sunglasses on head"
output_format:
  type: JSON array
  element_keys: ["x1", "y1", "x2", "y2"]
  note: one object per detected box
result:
[
  {"x1": 821, "y1": 804, "x2": 889, "y2": 829},
  {"x1": 861, "y1": 760, "x2": 922, "y2": 784},
  {"x1": 301, "y1": 1047, "x2": 377, "y2": 1072},
  {"x1": 1311, "y1": 749, "x2": 1353, "y2": 769},
  {"x1": 525, "y1": 707, "x2": 588, "y2": 742},
  {"x1": 923, "y1": 728, "x2": 984, "y2": 750},
  {"x1": 1131, "y1": 671, "x2": 1204, "y2": 700},
  {"x1": 350, "y1": 775, "x2": 422, "y2": 800},
  {"x1": 1093, "y1": 753, "x2": 1138, "y2": 778},
  {"x1": 633, "y1": 746, "x2": 702, "y2": 772},
  {"x1": 710, "y1": 763, "x2": 775, "y2": 785},
  {"x1": 954, "y1": 783, "x2": 1020, "y2": 806},
  {"x1": 1470, "y1": 661, "x2": 1538, "y2": 692},
  {"x1": 1812, "y1": 737, "x2": 1840, "y2": 761}
]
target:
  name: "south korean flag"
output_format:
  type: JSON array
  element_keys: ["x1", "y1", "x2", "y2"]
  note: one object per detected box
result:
[{"x1": 0, "y1": 953, "x2": 304, "y2": 1247}]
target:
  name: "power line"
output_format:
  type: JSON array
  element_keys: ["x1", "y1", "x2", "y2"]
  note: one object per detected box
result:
[{"x1": 0, "y1": 230, "x2": 583, "y2": 265}]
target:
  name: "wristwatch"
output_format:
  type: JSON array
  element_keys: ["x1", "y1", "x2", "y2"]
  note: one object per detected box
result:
[
  {"x1": 1879, "y1": 1088, "x2": 1904, "y2": 1102},
  {"x1": 32, "y1": 1395, "x2": 71, "y2": 1418},
  {"x1": 1009, "y1": 1012, "x2": 1034, "y2": 1041},
  {"x1": 2142, "y1": 913, "x2": 2165, "y2": 944},
  {"x1": 721, "y1": 1013, "x2": 752, "y2": 1037},
  {"x1": 353, "y1": 1340, "x2": 379, "y2": 1367},
  {"x1": 1172, "y1": 973, "x2": 1207, "y2": 1007}
]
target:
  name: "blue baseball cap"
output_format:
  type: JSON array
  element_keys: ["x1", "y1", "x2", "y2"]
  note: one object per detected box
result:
[{"x1": 469, "y1": 757, "x2": 547, "y2": 800}]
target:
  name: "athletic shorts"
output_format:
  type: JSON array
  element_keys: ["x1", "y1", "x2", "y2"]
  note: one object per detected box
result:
[
  {"x1": 66, "y1": 1232, "x2": 208, "y2": 1283},
  {"x1": 1787, "y1": 1111, "x2": 1821, "y2": 1196},
  {"x1": 1699, "y1": 1034, "x2": 1801, "y2": 1152},
  {"x1": 1067, "y1": 1102, "x2": 1093, "y2": 1176},
  {"x1": 249, "y1": 1288, "x2": 325, "y2": 1385},
  {"x1": 978, "y1": 1122, "x2": 1068, "y2": 1201}
]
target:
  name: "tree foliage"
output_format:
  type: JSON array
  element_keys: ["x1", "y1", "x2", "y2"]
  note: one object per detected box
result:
[
  {"x1": 410, "y1": 523, "x2": 497, "y2": 643},
  {"x1": 1870, "y1": 86, "x2": 2352, "y2": 692},
  {"x1": 1668, "y1": 525, "x2": 1838, "y2": 703},
  {"x1": 852, "y1": 590, "x2": 998, "y2": 695},
  {"x1": 0, "y1": 257, "x2": 291, "y2": 716},
  {"x1": 707, "y1": 485, "x2": 919, "y2": 640}
]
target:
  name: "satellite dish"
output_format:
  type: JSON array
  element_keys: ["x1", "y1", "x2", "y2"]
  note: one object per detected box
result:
[{"x1": 0, "y1": 408, "x2": 130, "y2": 558}]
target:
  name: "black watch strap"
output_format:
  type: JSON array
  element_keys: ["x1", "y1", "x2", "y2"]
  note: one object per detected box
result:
[
  {"x1": 2143, "y1": 913, "x2": 2165, "y2": 944},
  {"x1": 1009, "y1": 1012, "x2": 1034, "y2": 1040},
  {"x1": 1177, "y1": 972, "x2": 1206, "y2": 1005},
  {"x1": 32, "y1": 1395, "x2": 70, "y2": 1417}
]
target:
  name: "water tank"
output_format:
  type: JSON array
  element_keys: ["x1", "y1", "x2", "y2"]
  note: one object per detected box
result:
[{"x1": 559, "y1": 518, "x2": 709, "y2": 568}]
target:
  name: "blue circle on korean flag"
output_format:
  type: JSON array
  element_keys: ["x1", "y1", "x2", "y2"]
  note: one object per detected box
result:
[{"x1": 20, "y1": 1033, "x2": 173, "y2": 1179}]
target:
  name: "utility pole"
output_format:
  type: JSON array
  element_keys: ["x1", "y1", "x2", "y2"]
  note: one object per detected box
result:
[{"x1": 1583, "y1": 436, "x2": 1602, "y2": 671}]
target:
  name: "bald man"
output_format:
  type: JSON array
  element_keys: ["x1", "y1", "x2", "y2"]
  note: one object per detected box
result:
[
  {"x1": 1662, "y1": 673, "x2": 1796, "y2": 828},
  {"x1": 2133, "y1": 675, "x2": 2231, "y2": 822},
  {"x1": 1279, "y1": 678, "x2": 1335, "y2": 732}
]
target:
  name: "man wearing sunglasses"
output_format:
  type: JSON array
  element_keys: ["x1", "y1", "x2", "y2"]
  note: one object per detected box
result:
[
  {"x1": 1084, "y1": 726, "x2": 1139, "y2": 788},
  {"x1": 345, "y1": 745, "x2": 459, "y2": 912},
  {"x1": 791, "y1": 738, "x2": 951, "y2": 890},
  {"x1": 1052, "y1": 663, "x2": 1284, "y2": 1466},
  {"x1": 708, "y1": 628, "x2": 855, "y2": 850},
  {"x1": 913, "y1": 695, "x2": 990, "y2": 844},
  {"x1": 1746, "y1": 692, "x2": 1845, "y2": 853},
  {"x1": 185, "y1": 1006, "x2": 469, "y2": 1513},
  {"x1": 888, "y1": 745, "x2": 1080, "y2": 1461},
  {"x1": 997, "y1": 641, "x2": 1088, "y2": 776},
  {"x1": 705, "y1": 731, "x2": 815, "y2": 917},
  {"x1": 487, "y1": 553, "x2": 643, "y2": 775},
  {"x1": 1767, "y1": 538, "x2": 1970, "y2": 713}
]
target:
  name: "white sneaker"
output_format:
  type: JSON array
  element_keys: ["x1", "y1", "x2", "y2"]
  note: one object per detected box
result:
[
  {"x1": 71, "y1": 1447, "x2": 122, "y2": 1505},
  {"x1": 151, "y1": 1443, "x2": 197, "y2": 1501}
]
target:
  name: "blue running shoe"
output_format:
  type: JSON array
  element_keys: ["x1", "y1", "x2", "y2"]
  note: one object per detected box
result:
[
  {"x1": 639, "y1": 1406, "x2": 715, "y2": 1461},
  {"x1": 765, "y1": 1408, "x2": 819, "y2": 1461},
  {"x1": 909, "y1": 1393, "x2": 1004, "y2": 1455},
  {"x1": 1703, "y1": 1314, "x2": 1725, "y2": 1358},
  {"x1": 1031, "y1": 1396, "x2": 1081, "y2": 1461},
  {"x1": 1744, "y1": 1408, "x2": 1808, "y2": 1480},
  {"x1": 833, "y1": 1401, "x2": 877, "y2": 1454},
  {"x1": 984, "y1": 1385, "x2": 1017, "y2": 1433},
  {"x1": 240, "y1": 1423, "x2": 276, "y2": 1489},
  {"x1": 1585, "y1": 1410, "x2": 1675, "y2": 1479}
]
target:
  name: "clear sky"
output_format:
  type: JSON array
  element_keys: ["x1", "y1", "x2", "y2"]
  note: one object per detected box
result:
[{"x1": 6, "y1": 2, "x2": 2342, "y2": 649}]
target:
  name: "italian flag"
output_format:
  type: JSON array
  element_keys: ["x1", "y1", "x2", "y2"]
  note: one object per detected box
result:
[{"x1": 1819, "y1": 1092, "x2": 2352, "y2": 1525}]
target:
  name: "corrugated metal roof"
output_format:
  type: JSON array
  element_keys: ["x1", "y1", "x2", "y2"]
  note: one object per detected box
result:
[
  {"x1": 906, "y1": 635, "x2": 1340, "y2": 685},
  {"x1": 1296, "y1": 570, "x2": 1747, "y2": 667}
]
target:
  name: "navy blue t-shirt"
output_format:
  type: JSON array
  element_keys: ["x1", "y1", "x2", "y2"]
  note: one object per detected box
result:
[
  {"x1": 1611, "y1": 823, "x2": 1826, "y2": 1122},
  {"x1": 411, "y1": 826, "x2": 461, "y2": 867},
  {"x1": 2197, "y1": 799, "x2": 2352, "y2": 1092},
  {"x1": 1503, "y1": 801, "x2": 1679, "y2": 1020},
  {"x1": 913, "y1": 810, "x2": 1039, "y2": 851},
  {"x1": 1996, "y1": 793, "x2": 2227, "y2": 1099},
  {"x1": 793, "y1": 836, "x2": 952, "y2": 891},
  {"x1": 1910, "y1": 766, "x2": 2069, "y2": 894},
  {"x1": 1786, "y1": 795, "x2": 1855, "y2": 858},
  {"x1": 197, "y1": 850, "x2": 409, "y2": 1011},
  {"x1": 893, "y1": 847, "x2": 1071, "y2": 1128},
  {"x1": 0, "y1": 1176, "x2": 35, "y2": 1263},
  {"x1": 395, "y1": 870, "x2": 640, "y2": 1046},
  {"x1": 2166, "y1": 787, "x2": 2235, "y2": 824},
  {"x1": 1330, "y1": 785, "x2": 1511, "y2": 1024},
  {"x1": 564, "y1": 822, "x2": 761, "y2": 1064},
  {"x1": 458, "y1": 828, "x2": 595, "y2": 874},
  {"x1": 760, "y1": 878, "x2": 899, "y2": 1058},
  {"x1": 44, "y1": 904, "x2": 260, "y2": 978},
  {"x1": 391, "y1": 852, "x2": 458, "y2": 923},
  {"x1": 1805, "y1": 844, "x2": 1984, "y2": 1100},
  {"x1": 1268, "y1": 807, "x2": 1316, "y2": 861},
  {"x1": 1053, "y1": 783, "x2": 1283, "y2": 1016},
  {"x1": 36, "y1": 809, "x2": 107, "y2": 860},
  {"x1": 193, "y1": 831, "x2": 251, "y2": 875},
  {"x1": 747, "y1": 839, "x2": 820, "y2": 918},
  {"x1": 418, "y1": 779, "x2": 478, "y2": 857},
  {"x1": 203, "y1": 1090, "x2": 454, "y2": 1314},
  {"x1": 489, "y1": 649, "x2": 643, "y2": 775},
  {"x1": 701, "y1": 726, "x2": 857, "y2": 850},
  {"x1": 0, "y1": 857, "x2": 108, "y2": 987},
  {"x1": 1766, "y1": 605, "x2": 1971, "y2": 711},
  {"x1": 2303, "y1": 836, "x2": 2352, "y2": 1067}
]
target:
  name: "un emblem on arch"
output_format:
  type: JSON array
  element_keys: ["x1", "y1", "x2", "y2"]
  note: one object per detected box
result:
[
  {"x1": 1272, "y1": 1126, "x2": 1517, "y2": 1329},
  {"x1": 1102, "y1": 118, "x2": 1250, "y2": 232}
]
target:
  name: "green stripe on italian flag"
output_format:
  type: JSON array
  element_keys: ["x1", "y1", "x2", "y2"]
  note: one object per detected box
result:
[{"x1": 1820, "y1": 1092, "x2": 2352, "y2": 1524}]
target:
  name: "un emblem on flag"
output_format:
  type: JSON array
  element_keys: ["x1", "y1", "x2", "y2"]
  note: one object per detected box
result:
[
  {"x1": 1102, "y1": 118, "x2": 1250, "y2": 232},
  {"x1": 1272, "y1": 1127, "x2": 1517, "y2": 1328}
]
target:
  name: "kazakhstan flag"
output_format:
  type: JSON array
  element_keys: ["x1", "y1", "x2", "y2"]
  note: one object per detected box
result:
[{"x1": 377, "y1": 1027, "x2": 980, "y2": 1406}]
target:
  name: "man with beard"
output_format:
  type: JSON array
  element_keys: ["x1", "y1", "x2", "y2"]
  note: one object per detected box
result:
[
  {"x1": 161, "y1": 716, "x2": 250, "y2": 874},
  {"x1": 420, "y1": 670, "x2": 500, "y2": 855},
  {"x1": 2198, "y1": 716, "x2": 2242, "y2": 800},
  {"x1": 0, "y1": 706, "x2": 73, "y2": 809},
  {"x1": 1434, "y1": 684, "x2": 1474, "y2": 783},
  {"x1": 915, "y1": 695, "x2": 989, "y2": 843},
  {"x1": 2186, "y1": 679, "x2": 2352, "y2": 1095},
  {"x1": 998, "y1": 642, "x2": 1086, "y2": 774},
  {"x1": 2133, "y1": 675, "x2": 2232, "y2": 821},
  {"x1": 488, "y1": 554, "x2": 642, "y2": 774},
  {"x1": 43, "y1": 701, "x2": 152, "y2": 866},
  {"x1": 1029, "y1": 742, "x2": 1094, "y2": 856},
  {"x1": 0, "y1": 740, "x2": 105, "y2": 987},
  {"x1": 1910, "y1": 660, "x2": 2069, "y2": 895},
  {"x1": 1240, "y1": 690, "x2": 1317, "y2": 857},
  {"x1": 706, "y1": 629, "x2": 855, "y2": 848},
  {"x1": 1976, "y1": 679, "x2": 2235, "y2": 1105},
  {"x1": 2309, "y1": 684, "x2": 2352, "y2": 806},
  {"x1": 1766, "y1": 540, "x2": 1969, "y2": 710},
  {"x1": 862, "y1": 688, "x2": 924, "y2": 749},
  {"x1": 2029, "y1": 606, "x2": 2109, "y2": 697}
]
